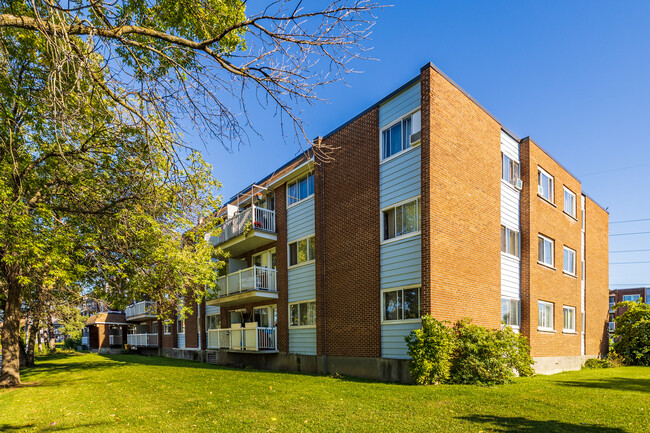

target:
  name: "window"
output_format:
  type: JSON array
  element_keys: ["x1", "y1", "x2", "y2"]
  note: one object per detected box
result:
[
  {"x1": 152, "y1": 322, "x2": 158, "y2": 334},
  {"x1": 289, "y1": 301, "x2": 316, "y2": 327},
  {"x1": 609, "y1": 295, "x2": 615, "y2": 312},
  {"x1": 381, "y1": 111, "x2": 421, "y2": 160},
  {"x1": 287, "y1": 173, "x2": 314, "y2": 206},
  {"x1": 563, "y1": 306, "x2": 576, "y2": 332},
  {"x1": 563, "y1": 246, "x2": 576, "y2": 275},
  {"x1": 500, "y1": 225, "x2": 520, "y2": 258},
  {"x1": 164, "y1": 323, "x2": 172, "y2": 334},
  {"x1": 501, "y1": 153, "x2": 521, "y2": 187},
  {"x1": 177, "y1": 318, "x2": 184, "y2": 334},
  {"x1": 623, "y1": 294, "x2": 640, "y2": 302},
  {"x1": 382, "y1": 287, "x2": 421, "y2": 321},
  {"x1": 206, "y1": 314, "x2": 221, "y2": 330},
  {"x1": 501, "y1": 298, "x2": 520, "y2": 327},
  {"x1": 647, "y1": 288, "x2": 650, "y2": 304},
  {"x1": 563, "y1": 187, "x2": 577, "y2": 217},
  {"x1": 383, "y1": 198, "x2": 420, "y2": 241},
  {"x1": 288, "y1": 235, "x2": 315, "y2": 266},
  {"x1": 538, "y1": 234, "x2": 554, "y2": 267},
  {"x1": 538, "y1": 167, "x2": 554, "y2": 202},
  {"x1": 538, "y1": 301, "x2": 554, "y2": 331}
]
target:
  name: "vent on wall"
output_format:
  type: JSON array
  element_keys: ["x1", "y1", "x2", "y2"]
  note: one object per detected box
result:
[{"x1": 206, "y1": 352, "x2": 217, "y2": 365}]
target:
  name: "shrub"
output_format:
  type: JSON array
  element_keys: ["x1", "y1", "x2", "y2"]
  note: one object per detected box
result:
[
  {"x1": 612, "y1": 300, "x2": 650, "y2": 366},
  {"x1": 583, "y1": 358, "x2": 611, "y2": 369},
  {"x1": 405, "y1": 316, "x2": 454, "y2": 385},
  {"x1": 405, "y1": 316, "x2": 534, "y2": 386},
  {"x1": 63, "y1": 337, "x2": 82, "y2": 350}
]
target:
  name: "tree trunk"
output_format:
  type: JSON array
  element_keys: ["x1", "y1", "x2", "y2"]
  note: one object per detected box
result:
[
  {"x1": 19, "y1": 337, "x2": 27, "y2": 369},
  {"x1": 0, "y1": 273, "x2": 23, "y2": 387},
  {"x1": 26, "y1": 316, "x2": 39, "y2": 367},
  {"x1": 47, "y1": 314, "x2": 56, "y2": 352}
]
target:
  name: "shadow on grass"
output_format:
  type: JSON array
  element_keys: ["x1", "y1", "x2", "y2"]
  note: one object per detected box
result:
[
  {"x1": 460, "y1": 415, "x2": 627, "y2": 432},
  {"x1": 0, "y1": 421, "x2": 112, "y2": 431},
  {"x1": 558, "y1": 377, "x2": 650, "y2": 394}
]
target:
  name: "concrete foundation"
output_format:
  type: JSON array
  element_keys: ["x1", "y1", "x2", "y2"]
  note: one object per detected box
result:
[{"x1": 533, "y1": 355, "x2": 599, "y2": 375}]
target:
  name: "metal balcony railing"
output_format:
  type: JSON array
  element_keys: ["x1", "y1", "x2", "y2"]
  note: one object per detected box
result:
[
  {"x1": 125, "y1": 301, "x2": 156, "y2": 319},
  {"x1": 109, "y1": 335, "x2": 123, "y2": 346},
  {"x1": 215, "y1": 266, "x2": 277, "y2": 297},
  {"x1": 127, "y1": 333, "x2": 158, "y2": 347},
  {"x1": 211, "y1": 206, "x2": 275, "y2": 246},
  {"x1": 207, "y1": 326, "x2": 277, "y2": 351}
]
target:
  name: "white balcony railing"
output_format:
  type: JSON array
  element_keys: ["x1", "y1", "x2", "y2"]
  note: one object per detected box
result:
[
  {"x1": 125, "y1": 301, "x2": 156, "y2": 319},
  {"x1": 211, "y1": 206, "x2": 276, "y2": 246},
  {"x1": 216, "y1": 266, "x2": 277, "y2": 297},
  {"x1": 207, "y1": 325, "x2": 277, "y2": 351},
  {"x1": 109, "y1": 335, "x2": 123, "y2": 346},
  {"x1": 127, "y1": 333, "x2": 158, "y2": 347}
]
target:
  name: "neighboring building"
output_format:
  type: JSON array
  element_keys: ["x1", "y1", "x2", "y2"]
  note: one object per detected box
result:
[
  {"x1": 82, "y1": 312, "x2": 129, "y2": 353},
  {"x1": 609, "y1": 287, "x2": 650, "y2": 332},
  {"x1": 108, "y1": 62, "x2": 610, "y2": 380}
]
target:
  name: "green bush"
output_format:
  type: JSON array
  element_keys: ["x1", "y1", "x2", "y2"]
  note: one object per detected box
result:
[
  {"x1": 583, "y1": 358, "x2": 611, "y2": 369},
  {"x1": 405, "y1": 316, "x2": 454, "y2": 384},
  {"x1": 405, "y1": 316, "x2": 534, "y2": 386},
  {"x1": 63, "y1": 337, "x2": 82, "y2": 350},
  {"x1": 612, "y1": 300, "x2": 650, "y2": 366}
]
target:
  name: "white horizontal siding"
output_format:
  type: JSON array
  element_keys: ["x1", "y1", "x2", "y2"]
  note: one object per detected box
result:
[
  {"x1": 205, "y1": 305, "x2": 220, "y2": 316},
  {"x1": 287, "y1": 197, "x2": 315, "y2": 243},
  {"x1": 381, "y1": 322, "x2": 421, "y2": 359},
  {"x1": 501, "y1": 183, "x2": 520, "y2": 228},
  {"x1": 501, "y1": 254, "x2": 520, "y2": 299},
  {"x1": 177, "y1": 333, "x2": 185, "y2": 349},
  {"x1": 501, "y1": 130, "x2": 519, "y2": 161},
  {"x1": 379, "y1": 82, "x2": 421, "y2": 129},
  {"x1": 380, "y1": 236, "x2": 421, "y2": 290},
  {"x1": 379, "y1": 146, "x2": 421, "y2": 209},
  {"x1": 289, "y1": 328, "x2": 316, "y2": 355},
  {"x1": 288, "y1": 262, "x2": 316, "y2": 303}
]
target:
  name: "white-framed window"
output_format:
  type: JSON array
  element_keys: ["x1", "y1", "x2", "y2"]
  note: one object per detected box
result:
[
  {"x1": 289, "y1": 300, "x2": 316, "y2": 327},
  {"x1": 563, "y1": 306, "x2": 576, "y2": 332},
  {"x1": 538, "y1": 234, "x2": 554, "y2": 267},
  {"x1": 501, "y1": 153, "x2": 521, "y2": 187},
  {"x1": 563, "y1": 187, "x2": 577, "y2": 217},
  {"x1": 538, "y1": 167, "x2": 554, "y2": 202},
  {"x1": 288, "y1": 235, "x2": 315, "y2": 267},
  {"x1": 381, "y1": 110, "x2": 421, "y2": 160},
  {"x1": 538, "y1": 301, "x2": 554, "y2": 331},
  {"x1": 287, "y1": 173, "x2": 314, "y2": 206},
  {"x1": 382, "y1": 286, "x2": 421, "y2": 322},
  {"x1": 501, "y1": 225, "x2": 520, "y2": 258},
  {"x1": 382, "y1": 198, "x2": 420, "y2": 241},
  {"x1": 563, "y1": 246, "x2": 576, "y2": 275},
  {"x1": 501, "y1": 298, "x2": 520, "y2": 328},
  {"x1": 177, "y1": 318, "x2": 185, "y2": 334},
  {"x1": 206, "y1": 314, "x2": 221, "y2": 330},
  {"x1": 164, "y1": 323, "x2": 172, "y2": 334},
  {"x1": 623, "y1": 294, "x2": 640, "y2": 302},
  {"x1": 646, "y1": 288, "x2": 650, "y2": 304},
  {"x1": 609, "y1": 295, "x2": 615, "y2": 312}
]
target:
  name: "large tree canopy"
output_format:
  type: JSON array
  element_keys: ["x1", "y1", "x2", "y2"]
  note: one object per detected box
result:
[{"x1": 0, "y1": 0, "x2": 376, "y2": 386}]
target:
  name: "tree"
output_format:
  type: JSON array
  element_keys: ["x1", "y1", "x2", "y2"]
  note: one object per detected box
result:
[
  {"x1": 612, "y1": 300, "x2": 650, "y2": 366},
  {"x1": 0, "y1": 1, "x2": 376, "y2": 386}
]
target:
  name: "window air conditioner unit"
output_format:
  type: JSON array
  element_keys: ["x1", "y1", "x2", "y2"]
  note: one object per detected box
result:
[
  {"x1": 410, "y1": 131, "x2": 421, "y2": 144},
  {"x1": 538, "y1": 185, "x2": 545, "y2": 196},
  {"x1": 515, "y1": 179, "x2": 523, "y2": 190}
]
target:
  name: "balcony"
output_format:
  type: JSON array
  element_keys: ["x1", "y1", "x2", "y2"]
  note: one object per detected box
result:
[
  {"x1": 207, "y1": 266, "x2": 277, "y2": 308},
  {"x1": 127, "y1": 333, "x2": 158, "y2": 347},
  {"x1": 207, "y1": 324, "x2": 277, "y2": 352},
  {"x1": 210, "y1": 206, "x2": 276, "y2": 256},
  {"x1": 109, "y1": 335, "x2": 123, "y2": 346},
  {"x1": 125, "y1": 301, "x2": 157, "y2": 321}
]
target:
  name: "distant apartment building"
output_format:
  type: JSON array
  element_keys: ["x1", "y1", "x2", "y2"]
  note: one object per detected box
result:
[
  {"x1": 86, "y1": 62, "x2": 610, "y2": 379},
  {"x1": 608, "y1": 287, "x2": 650, "y2": 333}
]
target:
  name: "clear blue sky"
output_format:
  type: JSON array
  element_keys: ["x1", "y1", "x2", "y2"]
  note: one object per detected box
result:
[{"x1": 193, "y1": 1, "x2": 650, "y2": 289}]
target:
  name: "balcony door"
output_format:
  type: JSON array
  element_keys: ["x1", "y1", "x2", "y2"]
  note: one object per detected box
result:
[
  {"x1": 252, "y1": 248, "x2": 276, "y2": 269},
  {"x1": 254, "y1": 305, "x2": 277, "y2": 328},
  {"x1": 253, "y1": 248, "x2": 276, "y2": 290}
]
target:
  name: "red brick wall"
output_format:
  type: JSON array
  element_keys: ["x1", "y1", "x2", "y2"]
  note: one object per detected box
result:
[
  {"x1": 318, "y1": 108, "x2": 381, "y2": 358},
  {"x1": 275, "y1": 183, "x2": 289, "y2": 352},
  {"x1": 585, "y1": 197, "x2": 609, "y2": 356},
  {"x1": 184, "y1": 299, "x2": 199, "y2": 349},
  {"x1": 421, "y1": 65, "x2": 502, "y2": 328},
  {"x1": 521, "y1": 138, "x2": 583, "y2": 357}
]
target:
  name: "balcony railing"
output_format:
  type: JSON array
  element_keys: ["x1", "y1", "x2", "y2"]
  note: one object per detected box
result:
[
  {"x1": 125, "y1": 301, "x2": 156, "y2": 320},
  {"x1": 127, "y1": 333, "x2": 158, "y2": 347},
  {"x1": 216, "y1": 266, "x2": 277, "y2": 297},
  {"x1": 109, "y1": 335, "x2": 123, "y2": 346},
  {"x1": 207, "y1": 325, "x2": 277, "y2": 351},
  {"x1": 211, "y1": 206, "x2": 276, "y2": 246}
]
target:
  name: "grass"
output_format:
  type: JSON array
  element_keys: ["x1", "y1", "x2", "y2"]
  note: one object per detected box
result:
[{"x1": 0, "y1": 353, "x2": 648, "y2": 432}]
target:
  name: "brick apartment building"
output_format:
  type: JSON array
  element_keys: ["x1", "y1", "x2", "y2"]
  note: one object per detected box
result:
[
  {"x1": 608, "y1": 287, "x2": 650, "y2": 333},
  {"x1": 92, "y1": 62, "x2": 610, "y2": 380}
]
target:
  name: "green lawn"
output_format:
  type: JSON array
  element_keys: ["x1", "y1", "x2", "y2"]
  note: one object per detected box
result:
[{"x1": 0, "y1": 353, "x2": 648, "y2": 432}]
